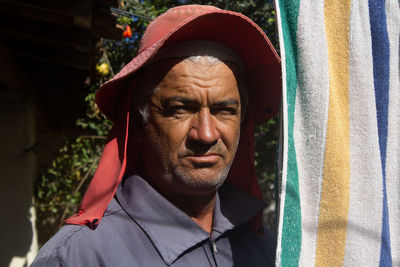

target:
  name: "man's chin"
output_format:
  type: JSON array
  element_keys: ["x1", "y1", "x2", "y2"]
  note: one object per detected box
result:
[{"x1": 173, "y1": 167, "x2": 230, "y2": 192}]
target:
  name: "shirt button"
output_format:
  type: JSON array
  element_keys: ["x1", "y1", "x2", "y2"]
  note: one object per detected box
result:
[{"x1": 212, "y1": 242, "x2": 218, "y2": 253}]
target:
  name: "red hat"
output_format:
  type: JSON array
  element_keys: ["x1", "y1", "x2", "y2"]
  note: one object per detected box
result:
[{"x1": 66, "y1": 4, "x2": 281, "y2": 232}]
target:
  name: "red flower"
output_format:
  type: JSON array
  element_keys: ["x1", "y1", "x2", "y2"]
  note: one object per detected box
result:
[{"x1": 123, "y1": 25, "x2": 132, "y2": 38}]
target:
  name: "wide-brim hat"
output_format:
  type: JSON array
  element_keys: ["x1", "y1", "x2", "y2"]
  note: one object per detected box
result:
[{"x1": 96, "y1": 4, "x2": 281, "y2": 125}]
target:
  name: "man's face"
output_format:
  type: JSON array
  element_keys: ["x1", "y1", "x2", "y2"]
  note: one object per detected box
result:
[{"x1": 141, "y1": 57, "x2": 241, "y2": 197}]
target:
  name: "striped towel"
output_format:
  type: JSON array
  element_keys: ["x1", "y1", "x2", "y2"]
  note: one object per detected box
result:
[{"x1": 275, "y1": 0, "x2": 399, "y2": 266}]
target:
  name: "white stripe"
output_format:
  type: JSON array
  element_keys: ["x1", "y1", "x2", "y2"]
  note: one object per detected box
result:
[
  {"x1": 344, "y1": 2, "x2": 383, "y2": 266},
  {"x1": 293, "y1": 1, "x2": 330, "y2": 266},
  {"x1": 385, "y1": 1, "x2": 400, "y2": 266},
  {"x1": 274, "y1": 1, "x2": 289, "y2": 266}
]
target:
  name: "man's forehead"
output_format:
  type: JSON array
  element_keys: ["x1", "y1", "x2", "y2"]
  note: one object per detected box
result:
[
  {"x1": 154, "y1": 59, "x2": 239, "y2": 97},
  {"x1": 138, "y1": 55, "x2": 240, "y2": 92},
  {"x1": 141, "y1": 57, "x2": 240, "y2": 99},
  {"x1": 146, "y1": 41, "x2": 245, "y2": 74},
  {"x1": 158, "y1": 57, "x2": 236, "y2": 81}
]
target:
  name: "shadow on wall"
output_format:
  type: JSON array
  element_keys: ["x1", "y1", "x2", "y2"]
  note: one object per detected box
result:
[{"x1": 0, "y1": 102, "x2": 38, "y2": 267}]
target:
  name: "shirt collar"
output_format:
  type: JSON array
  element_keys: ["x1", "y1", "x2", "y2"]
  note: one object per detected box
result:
[{"x1": 115, "y1": 175, "x2": 265, "y2": 265}]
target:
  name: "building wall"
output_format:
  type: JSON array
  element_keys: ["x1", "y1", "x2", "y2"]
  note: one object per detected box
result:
[{"x1": 0, "y1": 96, "x2": 38, "y2": 267}]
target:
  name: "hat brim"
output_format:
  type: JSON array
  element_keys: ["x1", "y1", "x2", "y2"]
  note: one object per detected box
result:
[{"x1": 96, "y1": 9, "x2": 281, "y2": 125}]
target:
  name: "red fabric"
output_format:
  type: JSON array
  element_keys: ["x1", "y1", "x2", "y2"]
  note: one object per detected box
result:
[
  {"x1": 66, "y1": 5, "x2": 281, "y2": 233},
  {"x1": 66, "y1": 89, "x2": 132, "y2": 227}
]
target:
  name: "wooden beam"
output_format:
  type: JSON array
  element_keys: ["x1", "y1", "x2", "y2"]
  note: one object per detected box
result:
[
  {"x1": 0, "y1": 12, "x2": 92, "y2": 51},
  {"x1": 16, "y1": 56, "x2": 91, "y2": 78},
  {"x1": 0, "y1": 1, "x2": 75, "y2": 29},
  {"x1": 12, "y1": 52, "x2": 92, "y2": 71},
  {"x1": 4, "y1": 37, "x2": 92, "y2": 70},
  {"x1": 0, "y1": 29, "x2": 91, "y2": 54},
  {"x1": 0, "y1": 1, "x2": 122, "y2": 42},
  {"x1": 2, "y1": 0, "x2": 93, "y2": 21}
]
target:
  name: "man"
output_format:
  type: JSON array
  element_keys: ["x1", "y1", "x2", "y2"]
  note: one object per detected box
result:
[{"x1": 32, "y1": 4, "x2": 281, "y2": 266}]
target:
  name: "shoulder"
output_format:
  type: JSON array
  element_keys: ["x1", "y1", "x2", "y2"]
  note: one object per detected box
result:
[
  {"x1": 31, "y1": 199, "x2": 129, "y2": 267},
  {"x1": 31, "y1": 225, "x2": 87, "y2": 266}
]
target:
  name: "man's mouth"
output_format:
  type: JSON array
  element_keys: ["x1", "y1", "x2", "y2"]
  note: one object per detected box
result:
[{"x1": 184, "y1": 153, "x2": 221, "y2": 166}]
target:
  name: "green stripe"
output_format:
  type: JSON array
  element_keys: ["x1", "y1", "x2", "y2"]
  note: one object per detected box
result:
[{"x1": 278, "y1": 1, "x2": 302, "y2": 266}]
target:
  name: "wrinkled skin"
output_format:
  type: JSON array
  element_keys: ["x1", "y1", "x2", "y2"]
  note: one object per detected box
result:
[{"x1": 141, "y1": 58, "x2": 242, "y2": 201}]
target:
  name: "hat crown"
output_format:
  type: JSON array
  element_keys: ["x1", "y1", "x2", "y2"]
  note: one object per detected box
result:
[{"x1": 139, "y1": 5, "x2": 220, "y2": 53}]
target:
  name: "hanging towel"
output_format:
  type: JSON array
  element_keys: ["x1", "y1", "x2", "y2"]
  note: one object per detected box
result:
[{"x1": 275, "y1": 0, "x2": 400, "y2": 266}]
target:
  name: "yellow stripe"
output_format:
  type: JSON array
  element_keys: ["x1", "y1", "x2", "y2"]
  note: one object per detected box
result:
[{"x1": 315, "y1": 1, "x2": 351, "y2": 266}]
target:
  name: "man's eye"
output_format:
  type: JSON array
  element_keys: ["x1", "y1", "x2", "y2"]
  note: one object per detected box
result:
[
  {"x1": 212, "y1": 107, "x2": 238, "y2": 116},
  {"x1": 166, "y1": 106, "x2": 195, "y2": 116}
]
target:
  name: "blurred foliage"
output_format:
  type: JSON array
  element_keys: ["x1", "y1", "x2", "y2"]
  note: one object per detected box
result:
[
  {"x1": 35, "y1": 83, "x2": 112, "y2": 243},
  {"x1": 35, "y1": 0, "x2": 279, "y2": 243}
]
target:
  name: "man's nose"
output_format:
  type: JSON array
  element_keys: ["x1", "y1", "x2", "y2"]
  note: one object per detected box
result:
[{"x1": 188, "y1": 109, "x2": 221, "y2": 144}]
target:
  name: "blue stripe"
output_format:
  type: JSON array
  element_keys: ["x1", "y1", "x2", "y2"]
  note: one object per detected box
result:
[{"x1": 368, "y1": 0, "x2": 392, "y2": 266}]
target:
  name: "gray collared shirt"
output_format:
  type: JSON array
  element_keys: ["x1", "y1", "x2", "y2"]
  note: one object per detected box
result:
[{"x1": 32, "y1": 175, "x2": 275, "y2": 266}]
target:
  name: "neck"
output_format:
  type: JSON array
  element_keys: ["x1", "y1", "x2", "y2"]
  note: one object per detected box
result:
[
  {"x1": 139, "y1": 163, "x2": 218, "y2": 234},
  {"x1": 177, "y1": 193, "x2": 216, "y2": 234},
  {"x1": 165, "y1": 190, "x2": 217, "y2": 234},
  {"x1": 145, "y1": 176, "x2": 217, "y2": 234}
]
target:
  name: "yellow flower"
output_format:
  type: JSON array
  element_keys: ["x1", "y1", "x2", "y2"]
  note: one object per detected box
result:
[{"x1": 96, "y1": 62, "x2": 110, "y2": 76}]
